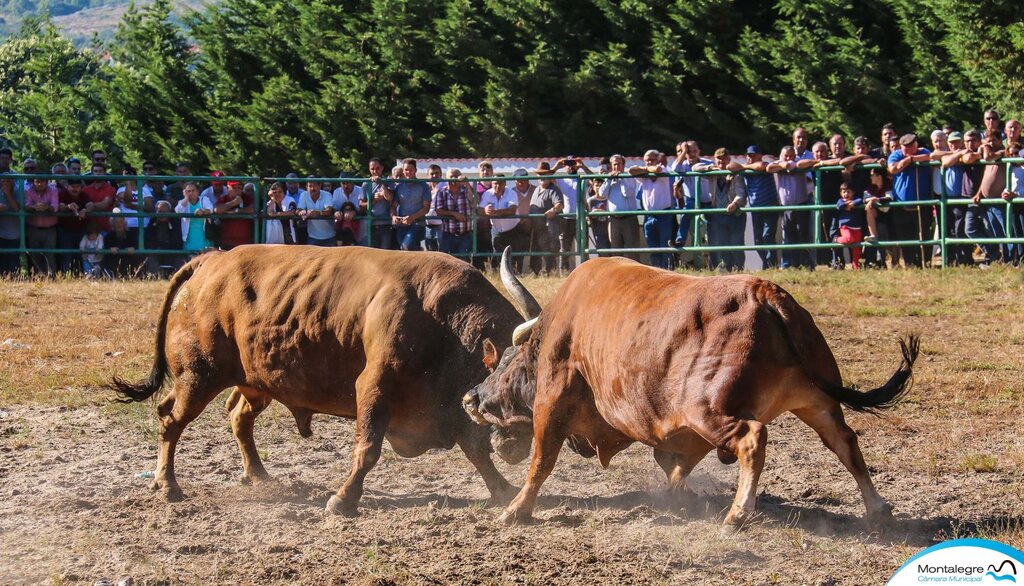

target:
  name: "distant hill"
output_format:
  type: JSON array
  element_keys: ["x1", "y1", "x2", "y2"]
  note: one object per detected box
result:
[{"x1": 0, "y1": 0, "x2": 204, "y2": 44}]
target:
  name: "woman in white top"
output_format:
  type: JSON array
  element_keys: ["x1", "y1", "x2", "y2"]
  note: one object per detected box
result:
[
  {"x1": 174, "y1": 182, "x2": 213, "y2": 252},
  {"x1": 264, "y1": 182, "x2": 297, "y2": 244}
]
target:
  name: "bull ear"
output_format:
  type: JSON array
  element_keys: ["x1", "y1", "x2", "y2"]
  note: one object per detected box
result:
[{"x1": 482, "y1": 338, "x2": 499, "y2": 371}]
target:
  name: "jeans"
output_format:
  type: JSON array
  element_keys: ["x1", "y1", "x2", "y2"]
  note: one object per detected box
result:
[
  {"x1": 441, "y1": 231, "x2": 473, "y2": 257},
  {"x1": 707, "y1": 213, "x2": 746, "y2": 270},
  {"x1": 893, "y1": 207, "x2": 934, "y2": 268},
  {"x1": 308, "y1": 236, "x2": 336, "y2": 247},
  {"x1": 1009, "y1": 204, "x2": 1024, "y2": 263},
  {"x1": 818, "y1": 207, "x2": 842, "y2": 267},
  {"x1": 396, "y1": 224, "x2": 426, "y2": 251},
  {"x1": 965, "y1": 205, "x2": 993, "y2": 261},
  {"x1": 947, "y1": 202, "x2": 972, "y2": 266},
  {"x1": 368, "y1": 224, "x2": 394, "y2": 249},
  {"x1": 557, "y1": 217, "x2": 575, "y2": 273},
  {"x1": 781, "y1": 209, "x2": 813, "y2": 269},
  {"x1": 58, "y1": 227, "x2": 83, "y2": 274},
  {"x1": 25, "y1": 225, "x2": 56, "y2": 276},
  {"x1": 644, "y1": 213, "x2": 674, "y2": 269},
  {"x1": 591, "y1": 220, "x2": 610, "y2": 252},
  {"x1": 750, "y1": 210, "x2": 779, "y2": 269},
  {"x1": 673, "y1": 197, "x2": 704, "y2": 244},
  {"x1": 0, "y1": 236, "x2": 20, "y2": 276},
  {"x1": 424, "y1": 226, "x2": 441, "y2": 251},
  {"x1": 985, "y1": 205, "x2": 1013, "y2": 263},
  {"x1": 528, "y1": 220, "x2": 559, "y2": 275}
]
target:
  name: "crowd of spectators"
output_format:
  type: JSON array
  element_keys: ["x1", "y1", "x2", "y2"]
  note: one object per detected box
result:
[{"x1": 1, "y1": 110, "x2": 1022, "y2": 279}]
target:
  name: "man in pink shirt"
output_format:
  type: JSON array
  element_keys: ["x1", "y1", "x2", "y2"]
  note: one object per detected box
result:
[{"x1": 24, "y1": 176, "x2": 58, "y2": 276}]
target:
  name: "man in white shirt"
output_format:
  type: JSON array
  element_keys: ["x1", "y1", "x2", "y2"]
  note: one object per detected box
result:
[
  {"x1": 550, "y1": 156, "x2": 593, "y2": 273},
  {"x1": 595, "y1": 154, "x2": 641, "y2": 259},
  {"x1": 479, "y1": 174, "x2": 521, "y2": 263},
  {"x1": 298, "y1": 177, "x2": 336, "y2": 246}
]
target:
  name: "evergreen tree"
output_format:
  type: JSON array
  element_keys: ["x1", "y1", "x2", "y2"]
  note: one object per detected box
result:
[
  {"x1": 101, "y1": 0, "x2": 210, "y2": 171},
  {"x1": 0, "y1": 17, "x2": 106, "y2": 164}
]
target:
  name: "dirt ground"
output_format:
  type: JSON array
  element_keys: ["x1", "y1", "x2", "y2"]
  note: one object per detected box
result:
[{"x1": 2, "y1": 267, "x2": 1024, "y2": 585}]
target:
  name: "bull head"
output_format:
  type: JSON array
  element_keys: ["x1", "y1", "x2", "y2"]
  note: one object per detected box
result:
[{"x1": 462, "y1": 247, "x2": 540, "y2": 463}]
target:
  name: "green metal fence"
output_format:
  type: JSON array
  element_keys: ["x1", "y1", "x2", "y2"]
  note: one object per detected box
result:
[{"x1": 1, "y1": 159, "x2": 1022, "y2": 275}]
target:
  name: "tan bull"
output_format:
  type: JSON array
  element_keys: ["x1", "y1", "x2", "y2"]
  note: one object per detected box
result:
[{"x1": 464, "y1": 257, "x2": 919, "y2": 527}]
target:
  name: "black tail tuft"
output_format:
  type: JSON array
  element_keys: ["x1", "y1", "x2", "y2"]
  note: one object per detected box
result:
[
  {"x1": 816, "y1": 334, "x2": 920, "y2": 414},
  {"x1": 108, "y1": 370, "x2": 165, "y2": 403},
  {"x1": 106, "y1": 258, "x2": 198, "y2": 404}
]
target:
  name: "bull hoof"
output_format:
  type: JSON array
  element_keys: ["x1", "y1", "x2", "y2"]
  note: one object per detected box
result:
[
  {"x1": 722, "y1": 509, "x2": 756, "y2": 531},
  {"x1": 240, "y1": 472, "x2": 272, "y2": 486},
  {"x1": 486, "y1": 483, "x2": 520, "y2": 507},
  {"x1": 325, "y1": 495, "x2": 359, "y2": 518},
  {"x1": 866, "y1": 503, "x2": 894, "y2": 528},
  {"x1": 498, "y1": 508, "x2": 533, "y2": 526},
  {"x1": 151, "y1": 482, "x2": 183, "y2": 503}
]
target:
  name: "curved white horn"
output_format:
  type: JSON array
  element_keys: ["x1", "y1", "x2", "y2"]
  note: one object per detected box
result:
[{"x1": 512, "y1": 317, "x2": 538, "y2": 346}]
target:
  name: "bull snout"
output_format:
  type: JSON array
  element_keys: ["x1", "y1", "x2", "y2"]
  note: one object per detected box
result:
[{"x1": 462, "y1": 390, "x2": 489, "y2": 425}]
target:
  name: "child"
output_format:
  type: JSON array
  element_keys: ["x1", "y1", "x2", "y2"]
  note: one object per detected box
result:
[
  {"x1": 335, "y1": 201, "x2": 360, "y2": 246},
  {"x1": 79, "y1": 222, "x2": 105, "y2": 278},
  {"x1": 861, "y1": 167, "x2": 889, "y2": 243},
  {"x1": 835, "y1": 181, "x2": 865, "y2": 269}
]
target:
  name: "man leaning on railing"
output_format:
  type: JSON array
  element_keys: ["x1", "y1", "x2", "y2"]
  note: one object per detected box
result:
[{"x1": 886, "y1": 133, "x2": 934, "y2": 268}]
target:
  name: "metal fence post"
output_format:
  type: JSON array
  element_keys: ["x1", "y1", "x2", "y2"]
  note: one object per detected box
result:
[
  {"x1": 692, "y1": 176, "x2": 702, "y2": 247},
  {"x1": 812, "y1": 168, "x2": 821, "y2": 256},
  {"x1": 939, "y1": 166, "x2": 947, "y2": 269},
  {"x1": 471, "y1": 180, "x2": 478, "y2": 264},
  {"x1": 576, "y1": 175, "x2": 586, "y2": 264}
]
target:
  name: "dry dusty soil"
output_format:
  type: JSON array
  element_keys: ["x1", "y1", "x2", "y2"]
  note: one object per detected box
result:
[{"x1": 2, "y1": 266, "x2": 1024, "y2": 585}]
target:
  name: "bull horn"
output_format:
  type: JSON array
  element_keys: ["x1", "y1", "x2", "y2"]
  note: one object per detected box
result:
[
  {"x1": 512, "y1": 317, "x2": 538, "y2": 346},
  {"x1": 500, "y1": 246, "x2": 541, "y2": 319}
]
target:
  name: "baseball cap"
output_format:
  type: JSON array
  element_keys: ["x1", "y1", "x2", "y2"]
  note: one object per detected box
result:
[
  {"x1": 948, "y1": 131, "x2": 963, "y2": 142},
  {"x1": 899, "y1": 133, "x2": 917, "y2": 146},
  {"x1": 746, "y1": 145, "x2": 763, "y2": 155},
  {"x1": 210, "y1": 170, "x2": 225, "y2": 185},
  {"x1": 226, "y1": 180, "x2": 242, "y2": 188},
  {"x1": 714, "y1": 147, "x2": 730, "y2": 158}
]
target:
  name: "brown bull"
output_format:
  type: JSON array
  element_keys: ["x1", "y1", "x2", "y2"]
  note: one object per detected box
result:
[
  {"x1": 464, "y1": 257, "x2": 919, "y2": 527},
  {"x1": 111, "y1": 245, "x2": 541, "y2": 516}
]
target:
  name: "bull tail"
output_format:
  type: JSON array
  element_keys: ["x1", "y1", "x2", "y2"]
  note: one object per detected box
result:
[
  {"x1": 108, "y1": 259, "x2": 198, "y2": 403},
  {"x1": 761, "y1": 284, "x2": 920, "y2": 414},
  {"x1": 811, "y1": 336, "x2": 919, "y2": 413}
]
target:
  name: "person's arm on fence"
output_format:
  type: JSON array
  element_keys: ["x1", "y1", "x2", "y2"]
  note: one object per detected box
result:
[
  {"x1": 726, "y1": 177, "x2": 747, "y2": 213},
  {"x1": 0, "y1": 178, "x2": 16, "y2": 214},
  {"x1": 838, "y1": 154, "x2": 869, "y2": 168},
  {"x1": 941, "y1": 149, "x2": 968, "y2": 168}
]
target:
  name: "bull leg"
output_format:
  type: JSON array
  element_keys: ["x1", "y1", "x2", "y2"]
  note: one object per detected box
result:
[
  {"x1": 498, "y1": 398, "x2": 573, "y2": 526},
  {"x1": 152, "y1": 380, "x2": 221, "y2": 502},
  {"x1": 655, "y1": 429, "x2": 714, "y2": 495},
  {"x1": 792, "y1": 406, "x2": 892, "y2": 521},
  {"x1": 326, "y1": 374, "x2": 391, "y2": 517},
  {"x1": 225, "y1": 386, "x2": 273, "y2": 484},
  {"x1": 456, "y1": 422, "x2": 517, "y2": 505},
  {"x1": 716, "y1": 418, "x2": 768, "y2": 528}
]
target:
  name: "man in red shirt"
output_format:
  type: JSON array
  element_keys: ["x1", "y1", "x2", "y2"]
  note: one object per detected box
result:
[
  {"x1": 214, "y1": 180, "x2": 254, "y2": 249},
  {"x1": 58, "y1": 177, "x2": 89, "y2": 273},
  {"x1": 82, "y1": 163, "x2": 115, "y2": 233}
]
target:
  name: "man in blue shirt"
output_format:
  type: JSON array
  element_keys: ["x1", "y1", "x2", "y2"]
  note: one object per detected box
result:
[
  {"x1": 740, "y1": 145, "x2": 780, "y2": 269},
  {"x1": 359, "y1": 158, "x2": 395, "y2": 249},
  {"x1": 669, "y1": 141, "x2": 712, "y2": 247},
  {"x1": 392, "y1": 158, "x2": 431, "y2": 251},
  {"x1": 886, "y1": 133, "x2": 934, "y2": 267}
]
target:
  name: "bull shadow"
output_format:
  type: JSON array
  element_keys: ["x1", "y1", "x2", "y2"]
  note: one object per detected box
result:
[
  {"x1": 333, "y1": 485, "x2": 1008, "y2": 547},
  {"x1": 237, "y1": 479, "x2": 1014, "y2": 548}
]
